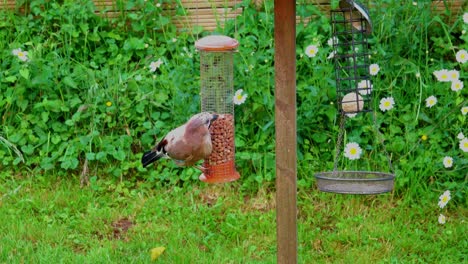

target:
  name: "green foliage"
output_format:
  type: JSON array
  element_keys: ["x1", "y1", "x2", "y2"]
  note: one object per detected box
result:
[{"x1": 0, "y1": 0, "x2": 466, "y2": 199}]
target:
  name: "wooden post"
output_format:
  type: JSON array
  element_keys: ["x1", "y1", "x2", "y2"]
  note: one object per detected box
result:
[{"x1": 274, "y1": 0, "x2": 297, "y2": 263}]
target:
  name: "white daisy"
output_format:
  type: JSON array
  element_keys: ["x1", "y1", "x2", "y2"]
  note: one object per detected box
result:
[
  {"x1": 462, "y1": 106, "x2": 468, "y2": 116},
  {"x1": 379, "y1": 97, "x2": 395, "y2": 112},
  {"x1": 448, "y1": 69, "x2": 460, "y2": 81},
  {"x1": 455, "y1": 49, "x2": 468, "y2": 64},
  {"x1": 425, "y1": 95, "x2": 437, "y2": 108},
  {"x1": 443, "y1": 156, "x2": 453, "y2": 168},
  {"x1": 357, "y1": 80, "x2": 372, "y2": 95},
  {"x1": 327, "y1": 50, "x2": 337, "y2": 59},
  {"x1": 327, "y1": 36, "x2": 338, "y2": 47},
  {"x1": 369, "y1": 64, "x2": 380, "y2": 76},
  {"x1": 460, "y1": 138, "x2": 468, "y2": 152},
  {"x1": 12, "y1": 48, "x2": 21, "y2": 56},
  {"x1": 438, "y1": 190, "x2": 451, "y2": 208},
  {"x1": 12, "y1": 48, "x2": 29, "y2": 62},
  {"x1": 344, "y1": 142, "x2": 362, "y2": 160},
  {"x1": 457, "y1": 132, "x2": 465, "y2": 140},
  {"x1": 149, "y1": 58, "x2": 163, "y2": 72},
  {"x1": 433, "y1": 69, "x2": 451, "y2": 82},
  {"x1": 451, "y1": 80, "x2": 464, "y2": 92},
  {"x1": 438, "y1": 214, "x2": 446, "y2": 225},
  {"x1": 305, "y1": 44, "x2": 319, "y2": 58},
  {"x1": 233, "y1": 89, "x2": 247, "y2": 105}
]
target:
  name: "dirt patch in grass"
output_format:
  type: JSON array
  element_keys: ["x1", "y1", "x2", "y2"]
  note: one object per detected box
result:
[{"x1": 111, "y1": 217, "x2": 134, "y2": 240}]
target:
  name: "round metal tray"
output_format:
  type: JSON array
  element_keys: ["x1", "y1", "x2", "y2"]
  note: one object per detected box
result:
[{"x1": 314, "y1": 171, "x2": 395, "y2": 194}]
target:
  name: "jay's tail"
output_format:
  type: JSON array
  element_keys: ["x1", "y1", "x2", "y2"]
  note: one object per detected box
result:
[{"x1": 141, "y1": 150, "x2": 165, "y2": 168}]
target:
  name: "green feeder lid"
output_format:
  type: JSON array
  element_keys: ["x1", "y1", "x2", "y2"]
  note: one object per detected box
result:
[{"x1": 195, "y1": 35, "x2": 239, "y2": 51}]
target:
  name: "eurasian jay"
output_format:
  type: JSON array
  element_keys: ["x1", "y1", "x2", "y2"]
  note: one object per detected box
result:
[{"x1": 141, "y1": 112, "x2": 218, "y2": 171}]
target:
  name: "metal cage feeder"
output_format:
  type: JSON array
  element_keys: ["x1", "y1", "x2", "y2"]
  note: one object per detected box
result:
[
  {"x1": 195, "y1": 35, "x2": 240, "y2": 183},
  {"x1": 332, "y1": 0, "x2": 373, "y2": 114},
  {"x1": 314, "y1": 0, "x2": 395, "y2": 195}
]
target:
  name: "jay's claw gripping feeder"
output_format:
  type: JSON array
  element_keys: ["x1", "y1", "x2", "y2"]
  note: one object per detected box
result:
[
  {"x1": 195, "y1": 35, "x2": 240, "y2": 183},
  {"x1": 314, "y1": 0, "x2": 395, "y2": 194}
]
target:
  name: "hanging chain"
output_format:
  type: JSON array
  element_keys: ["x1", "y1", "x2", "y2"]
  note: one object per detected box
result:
[
  {"x1": 372, "y1": 111, "x2": 395, "y2": 174},
  {"x1": 333, "y1": 112, "x2": 347, "y2": 173},
  {"x1": 332, "y1": 111, "x2": 394, "y2": 174}
]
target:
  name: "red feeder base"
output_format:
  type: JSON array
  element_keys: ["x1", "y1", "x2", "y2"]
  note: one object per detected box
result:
[{"x1": 199, "y1": 160, "x2": 240, "y2": 183}]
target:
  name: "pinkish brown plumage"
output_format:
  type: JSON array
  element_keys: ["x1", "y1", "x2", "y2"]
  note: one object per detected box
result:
[{"x1": 141, "y1": 112, "x2": 218, "y2": 170}]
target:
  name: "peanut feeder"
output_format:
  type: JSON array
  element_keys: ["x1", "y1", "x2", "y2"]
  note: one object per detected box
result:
[{"x1": 195, "y1": 35, "x2": 240, "y2": 183}]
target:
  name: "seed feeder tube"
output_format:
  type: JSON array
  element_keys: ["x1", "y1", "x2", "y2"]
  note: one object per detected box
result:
[{"x1": 195, "y1": 35, "x2": 240, "y2": 183}]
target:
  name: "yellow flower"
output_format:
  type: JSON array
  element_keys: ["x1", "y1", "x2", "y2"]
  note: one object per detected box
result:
[
  {"x1": 421, "y1": 135, "x2": 428, "y2": 141},
  {"x1": 106, "y1": 101, "x2": 112, "y2": 107}
]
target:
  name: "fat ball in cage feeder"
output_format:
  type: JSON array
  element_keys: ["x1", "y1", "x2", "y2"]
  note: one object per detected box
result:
[
  {"x1": 314, "y1": 0, "x2": 395, "y2": 194},
  {"x1": 195, "y1": 35, "x2": 241, "y2": 183}
]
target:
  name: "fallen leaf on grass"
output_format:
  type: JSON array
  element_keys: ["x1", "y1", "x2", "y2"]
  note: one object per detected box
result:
[{"x1": 150, "y1": 246, "x2": 166, "y2": 261}]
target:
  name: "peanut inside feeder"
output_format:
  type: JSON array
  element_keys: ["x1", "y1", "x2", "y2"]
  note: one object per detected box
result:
[{"x1": 196, "y1": 35, "x2": 240, "y2": 183}]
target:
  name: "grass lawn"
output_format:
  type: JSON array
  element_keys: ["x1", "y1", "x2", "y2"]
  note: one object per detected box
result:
[{"x1": 0, "y1": 173, "x2": 465, "y2": 263}]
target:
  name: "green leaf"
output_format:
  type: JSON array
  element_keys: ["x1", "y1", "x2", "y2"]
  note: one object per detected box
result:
[
  {"x1": 61, "y1": 158, "x2": 79, "y2": 169},
  {"x1": 96, "y1": 152, "x2": 107, "y2": 161},
  {"x1": 19, "y1": 68, "x2": 30, "y2": 80},
  {"x1": 52, "y1": 135, "x2": 61, "y2": 144},
  {"x1": 21, "y1": 145, "x2": 34, "y2": 155},
  {"x1": 112, "y1": 150, "x2": 126, "y2": 161},
  {"x1": 5, "y1": 76, "x2": 17, "y2": 83},
  {"x1": 107, "y1": 32, "x2": 122, "y2": 40},
  {"x1": 123, "y1": 37, "x2": 145, "y2": 51},
  {"x1": 312, "y1": 133, "x2": 327, "y2": 143},
  {"x1": 63, "y1": 76, "x2": 77, "y2": 89},
  {"x1": 86, "y1": 152, "x2": 96, "y2": 161}
]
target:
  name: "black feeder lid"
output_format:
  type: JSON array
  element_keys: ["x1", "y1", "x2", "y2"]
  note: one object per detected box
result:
[{"x1": 339, "y1": 0, "x2": 372, "y2": 34}]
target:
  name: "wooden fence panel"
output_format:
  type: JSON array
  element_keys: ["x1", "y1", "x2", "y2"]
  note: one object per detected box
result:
[{"x1": 0, "y1": 1, "x2": 465, "y2": 31}]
